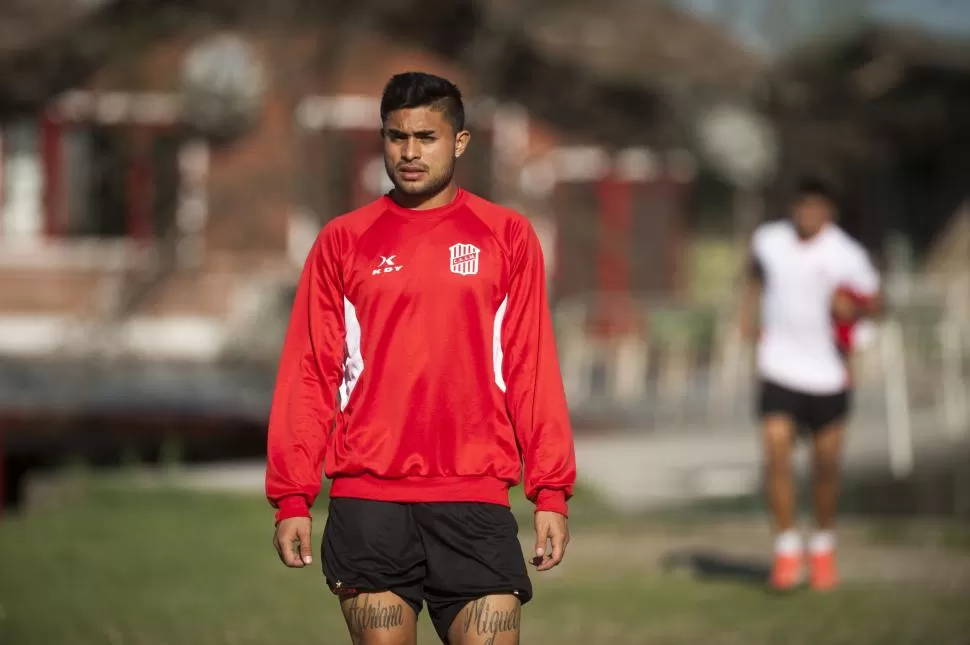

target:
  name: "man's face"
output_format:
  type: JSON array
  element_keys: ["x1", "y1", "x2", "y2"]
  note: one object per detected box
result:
[
  {"x1": 791, "y1": 195, "x2": 834, "y2": 238},
  {"x1": 382, "y1": 106, "x2": 470, "y2": 198}
]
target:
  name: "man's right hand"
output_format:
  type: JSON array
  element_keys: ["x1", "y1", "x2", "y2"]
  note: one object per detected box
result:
[{"x1": 274, "y1": 516, "x2": 313, "y2": 568}]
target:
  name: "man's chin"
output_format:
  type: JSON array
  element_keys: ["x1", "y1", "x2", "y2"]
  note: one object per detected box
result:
[
  {"x1": 393, "y1": 182, "x2": 429, "y2": 195},
  {"x1": 392, "y1": 177, "x2": 447, "y2": 197}
]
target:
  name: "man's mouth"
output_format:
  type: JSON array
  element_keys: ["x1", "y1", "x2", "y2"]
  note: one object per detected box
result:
[{"x1": 398, "y1": 166, "x2": 427, "y2": 180}]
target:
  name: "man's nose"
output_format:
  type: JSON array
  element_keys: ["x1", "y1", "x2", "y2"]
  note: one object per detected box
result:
[{"x1": 401, "y1": 138, "x2": 419, "y2": 160}]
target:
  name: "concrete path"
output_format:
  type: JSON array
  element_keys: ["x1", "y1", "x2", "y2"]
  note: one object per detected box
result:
[{"x1": 575, "y1": 412, "x2": 966, "y2": 511}]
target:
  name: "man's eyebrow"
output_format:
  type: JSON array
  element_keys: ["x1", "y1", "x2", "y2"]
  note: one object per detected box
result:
[{"x1": 385, "y1": 128, "x2": 437, "y2": 136}]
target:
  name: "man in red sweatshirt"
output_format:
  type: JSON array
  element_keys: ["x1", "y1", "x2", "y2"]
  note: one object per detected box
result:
[{"x1": 266, "y1": 72, "x2": 577, "y2": 645}]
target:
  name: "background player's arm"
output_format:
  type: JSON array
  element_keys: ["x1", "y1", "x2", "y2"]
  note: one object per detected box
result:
[
  {"x1": 501, "y1": 219, "x2": 577, "y2": 569},
  {"x1": 739, "y1": 253, "x2": 764, "y2": 342},
  {"x1": 835, "y1": 247, "x2": 883, "y2": 321},
  {"x1": 266, "y1": 225, "x2": 346, "y2": 566}
]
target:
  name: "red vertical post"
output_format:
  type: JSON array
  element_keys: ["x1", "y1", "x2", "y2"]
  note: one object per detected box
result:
[
  {"x1": 126, "y1": 129, "x2": 155, "y2": 240},
  {"x1": 595, "y1": 172, "x2": 634, "y2": 336},
  {"x1": 41, "y1": 115, "x2": 63, "y2": 238},
  {"x1": 350, "y1": 129, "x2": 381, "y2": 209}
]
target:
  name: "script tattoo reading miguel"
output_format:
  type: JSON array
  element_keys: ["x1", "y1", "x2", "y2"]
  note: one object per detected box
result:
[
  {"x1": 346, "y1": 595, "x2": 406, "y2": 633},
  {"x1": 462, "y1": 598, "x2": 520, "y2": 645}
]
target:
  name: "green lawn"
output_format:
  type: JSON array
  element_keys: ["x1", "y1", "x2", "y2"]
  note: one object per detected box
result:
[{"x1": 1, "y1": 474, "x2": 969, "y2": 645}]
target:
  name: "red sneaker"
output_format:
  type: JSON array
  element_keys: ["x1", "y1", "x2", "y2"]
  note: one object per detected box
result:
[
  {"x1": 770, "y1": 553, "x2": 804, "y2": 592},
  {"x1": 809, "y1": 551, "x2": 838, "y2": 591}
]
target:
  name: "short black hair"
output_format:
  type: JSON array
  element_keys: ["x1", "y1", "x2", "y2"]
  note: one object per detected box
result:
[
  {"x1": 380, "y1": 72, "x2": 465, "y2": 132},
  {"x1": 795, "y1": 175, "x2": 837, "y2": 203}
]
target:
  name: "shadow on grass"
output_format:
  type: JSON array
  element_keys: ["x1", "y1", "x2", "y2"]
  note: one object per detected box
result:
[{"x1": 659, "y1": 549, "x2": 771, "y2": 586}]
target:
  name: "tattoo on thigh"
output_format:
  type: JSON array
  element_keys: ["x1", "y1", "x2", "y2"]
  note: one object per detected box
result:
[
  {"x1": 462, "y1": 598, "x2": 520, "y2": 645},
  {"x1": 346, "y1": 595, "x2": 405, "y2": 632}
]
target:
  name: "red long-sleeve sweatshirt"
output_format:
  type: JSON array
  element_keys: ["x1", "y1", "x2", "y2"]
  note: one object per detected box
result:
[{"x1": 265, "y1": 188, "x2": 576, "y2": 523}]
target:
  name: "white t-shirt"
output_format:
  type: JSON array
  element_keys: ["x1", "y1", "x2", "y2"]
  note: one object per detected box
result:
[{"x1": 751, "y1": 221, "x2": 880, "y2": 394}]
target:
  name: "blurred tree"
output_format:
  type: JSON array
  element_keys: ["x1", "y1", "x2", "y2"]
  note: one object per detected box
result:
[{"x1": 708, "y1": 0, "x2": 875, "y2": 54}]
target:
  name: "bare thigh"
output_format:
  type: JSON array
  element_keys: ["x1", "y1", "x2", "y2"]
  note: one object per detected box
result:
[
  {"x1": 447, "y1": 594, "x2": 521, "y2": 645},
  {"x1": 812, "y1": 421, "x2": 845, "y2": 471},
  {"x1": 762, "y1": 414, "x2": 796, "y2": 469},
  {"x1": 340, "y1": 591, "x2": 418, "y2": 645}
]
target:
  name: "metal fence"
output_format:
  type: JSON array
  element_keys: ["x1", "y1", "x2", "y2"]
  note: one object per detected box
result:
[{"x1": 556, "y1": 270, "x2": 970, "y2": 474}]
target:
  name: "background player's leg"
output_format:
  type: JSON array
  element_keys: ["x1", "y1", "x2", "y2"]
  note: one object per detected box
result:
[
  {"x1": 763, "y1": 414, "x2": 798, "y2": 534},
  {"x1": 811, "y1": 421, "x2": 845, "y2": 532},
  {"x1": 340, "y1": 592, "x2": 418, "y2": 645},
  {"x1": 447, "y1": 594, "x2": 521, "y2": 645},
  {"x1": 762, "y1": 413, "x2": 802, "y2": 589},
  {"x1": 808, "y1": 421, "x2": 846, "y2": 590}
]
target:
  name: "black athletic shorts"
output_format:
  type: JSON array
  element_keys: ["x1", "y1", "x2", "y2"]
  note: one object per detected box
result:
[
  {"x1": 322, "y1": 497, "x2": 533, "y2": 643},
  {"x1": 758, "y1": 380, "x2": 852, "y2": 434}
]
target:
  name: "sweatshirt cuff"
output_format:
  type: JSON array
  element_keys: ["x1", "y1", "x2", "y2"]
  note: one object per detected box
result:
[
  {"x1": 274, "y1": 495, "x2": 311, "y2": 524},
  {"x1": 534, "y1": 489, "x2": 569, "y2": 517}
]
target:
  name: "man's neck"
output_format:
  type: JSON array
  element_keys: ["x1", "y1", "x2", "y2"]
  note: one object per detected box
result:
[
  {"x1": 795, "y1": 220, "x2": 830, "y2": 241},
  {"x1": 390, "y1": 183, "x2": 459, "y2": 211}
]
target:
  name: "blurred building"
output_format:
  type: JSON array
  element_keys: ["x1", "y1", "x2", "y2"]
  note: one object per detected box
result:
[
  {"x1": 0, "y1": 0, "x2": 766, "y2": 365},
  {"x1": 0, "y1": 0, "x2": 772, "y2": 507}
]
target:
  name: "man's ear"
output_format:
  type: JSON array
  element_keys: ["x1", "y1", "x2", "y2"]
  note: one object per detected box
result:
[{"x1": 454, "y1": 130, "x2": 471, "y2": 159}]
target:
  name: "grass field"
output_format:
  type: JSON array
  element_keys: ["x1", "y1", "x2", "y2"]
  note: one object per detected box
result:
[{"x1": 1, "y1": 470, "x2": 969, "y2": 645}]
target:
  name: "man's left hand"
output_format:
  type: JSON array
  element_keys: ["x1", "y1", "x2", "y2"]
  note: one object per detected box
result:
[
  {"x1": 532, "y1": 510, "x2": 569, "y2": 572},
  {"x1": 832, "y1": 288, "x2": 857, "y2": 321}
]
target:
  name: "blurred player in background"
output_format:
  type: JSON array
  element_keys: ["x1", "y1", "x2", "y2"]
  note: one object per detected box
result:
[
  {"x1": 740, "y1": 177, "x2": 881, "y2": 592},
  {"x1": 265, "y1": 72, "x2": 576, "y2": 645}
]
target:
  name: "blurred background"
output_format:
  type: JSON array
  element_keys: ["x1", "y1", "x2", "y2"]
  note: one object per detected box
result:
[{"x1": 0, "y1": 0, "x2": 969, "y2": 644}]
